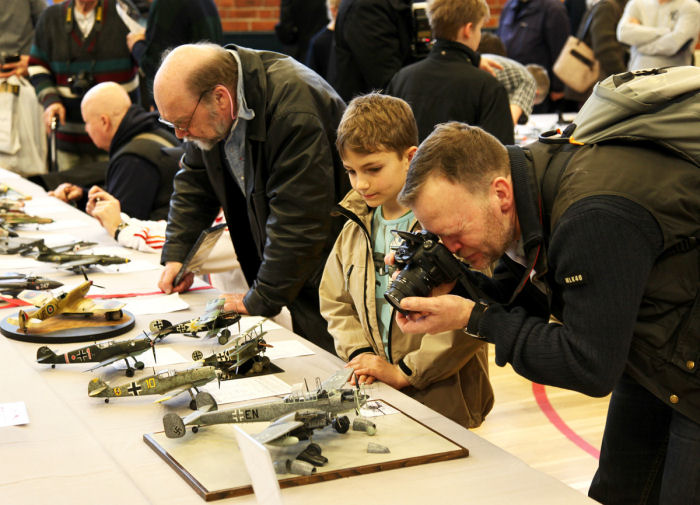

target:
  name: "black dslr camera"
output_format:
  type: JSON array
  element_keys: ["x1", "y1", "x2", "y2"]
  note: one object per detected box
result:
[
  {"x1": 67, "y1": 71, "x2": 95, "y2": 96},
  {"x1": 384, "y1": 229, "x2": 465, "y2": 314},
  {"x1": 410, "y1": 2, "x2": 432, "y2": 60}
]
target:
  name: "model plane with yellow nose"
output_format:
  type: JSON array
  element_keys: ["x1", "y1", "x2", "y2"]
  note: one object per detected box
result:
[{"x1": 14, "y1": 280, "x2": 125, "y2": 331}]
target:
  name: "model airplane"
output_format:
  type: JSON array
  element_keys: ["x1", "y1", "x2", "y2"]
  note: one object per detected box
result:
[
  {"x1": 0, "y1": 198, "x2": 24, "y2": 211},
  {"x1": 163, "y1": 368, "x2": 371, "y2": 452},
  {"x1": 0, "y1": 236, "x2": 44, "y2": 254},
  {"x1": 26, "y1": 243, "x2": 130, "y2": 271},
  {"x1": 15, "y1": 279, "x2": 126, "y2": 331},
  {"x1": 149, "y1": 297, "x2": 241, "y2": 343},
  {"x1": 193, "y1": 320, "x2": 272, "y2": 377},
  {"x1": 0, "y1": 273, "x2": 63, "y2": 297},
  {"x1": 88, "y1": 365, "x2": 219, "y2": 408},
  {"x1": 36, "y1": 334, "x2": 158, "y2": 377},
  {"x1": 0, "y1": 183, "x2": 30, "y2": 199},
  {"x1": 0, "y1": 210, "x2": 53, "y2": 225}
]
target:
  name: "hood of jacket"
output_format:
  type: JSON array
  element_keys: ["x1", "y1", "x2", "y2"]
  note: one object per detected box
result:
[{"x1": 110, "y1": 104, "x2": 163, "y2": 156}]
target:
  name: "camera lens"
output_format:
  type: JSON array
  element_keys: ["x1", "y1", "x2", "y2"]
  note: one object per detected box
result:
[{"x1": 384, "y1": 268, "x2": 433, "y2": 314}]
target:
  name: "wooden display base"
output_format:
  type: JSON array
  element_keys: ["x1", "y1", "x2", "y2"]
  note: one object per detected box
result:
[
  {"x1": 0, "y1": 310, "x2": 135, "y2": 343},
  {"x1": 144, "y1": 400, "x2": 468, "y2": 501}
]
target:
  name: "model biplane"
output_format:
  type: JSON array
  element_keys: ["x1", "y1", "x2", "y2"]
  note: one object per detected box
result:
[{"x1": 193, "y1": 320, "x2": 272, "y2": 377}]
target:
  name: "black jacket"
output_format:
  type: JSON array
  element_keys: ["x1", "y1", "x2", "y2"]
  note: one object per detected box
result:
[
  {"x1": 106, "y1": 104, "x2": 179, "y2": 220},
  {"x1": 333, "y1": 0, "x2": 414, "y2": 102},
  {"x1": 466, "y1": 142, "x2": 700, "y2": 423},
  {"x1": 162, "y1": 46, "x2": 348, "y2": 346},
  {"x1": 387, "y1": 40, "x2": 514, "y2": 144}
]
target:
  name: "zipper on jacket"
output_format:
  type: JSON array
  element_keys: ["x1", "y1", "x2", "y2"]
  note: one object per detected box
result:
[{"x1": 344, "y1": 265, "x2": 354, "y2": 292}]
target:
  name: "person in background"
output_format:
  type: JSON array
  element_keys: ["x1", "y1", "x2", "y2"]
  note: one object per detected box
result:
[
  {"x1": 387, "y1": 0, "x2": 514, "y2": 144},
  {"x1": 477, "y1": 32, "x2": 538, "y2": 125},
  {"x1": 0, "y1": 0, "x2": 47, "y2": 176},
  {"x1": 305, "y1": 0, "x2": 342, "y2": 83},
  {"x1": 275, "y1": 0, "x2": 328, "y2": 62},
  {"x1": 28, "y1": 0, "x2": 138, "y2": 171},
  {"x1": 319, "y1": 93, "x2": 493, "y2": 428},
  {"x1": 126, "y1": 0, "x2": 222, "y2": 108},
  {"x1": 48, "y1": 81, "x2": 179, "y2": 220},
  {"x1": 565, "y1": 0, "x2": 628, "y2": 103},
  {"x1": 497, "y1": 0, "x2": 570, "y2": 113},
  {"x1": 616, "y1": 0, "x2": 699, "y2": 71}
]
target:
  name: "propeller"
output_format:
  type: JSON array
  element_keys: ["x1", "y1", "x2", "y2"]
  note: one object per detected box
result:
[
  {"x1": 81, "y1": 267, "x2": 104, "y2": 289},
  {"x1": 144, "y1": 330, "x2": 158, "y2": 364},
  {"x1": 353, "y1": 372, "x2": 362, "y2": 415}
]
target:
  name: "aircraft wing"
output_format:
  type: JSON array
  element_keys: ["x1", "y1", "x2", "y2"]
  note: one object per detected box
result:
[
  {"x1": 321, "y1": 368, "x2": 354, "y2": 392},
  {"x1": 90, "y1": 299, "x2": 126, "y2": 311},
  {"x1": 60, "y1": 257, "x2": 99, "y2": 270},
  {"x1": 154, "y1": 385, "x2": 191, "y2": 404},
  {"x1": 84, "y1": 351, "x2": 142, "y2": 372},
  {"x1": 198, "y1": 297, "x2": 225, "y2": 325},
  {"x1": 252, "y1": 420, "x2": 305, "y2": 445},
  {"x1": 17, "y1": 290, "x2": 54, "y2": 307}
]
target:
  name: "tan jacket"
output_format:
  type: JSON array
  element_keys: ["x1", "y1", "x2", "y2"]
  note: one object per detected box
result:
[{"x1": 319, "y1": 190, "x2": 494, "y2": 428}]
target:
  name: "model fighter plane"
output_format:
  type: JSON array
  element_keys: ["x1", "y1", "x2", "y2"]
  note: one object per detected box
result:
[
  {"x1": 25, "y1": 243, "x2": 130, "y2": 272},
  {"x1": 0, "y1": 273, "x2": 63, "y2": 297},
  {"x1": 36, "y1": 334, "x2": 159, "y2": 377},
  {"x1": 88, "y1": 365, "x2": 219, "y2": 408},
  {"x1": 149, "y1": 297, "x2": 241, "y2": 344},
  {"x1": 163, "y1": 368, "x2": 372, "y2": 445},
  {"x1": 15, "y1": 279, "x2": 126, "y2": 331}
]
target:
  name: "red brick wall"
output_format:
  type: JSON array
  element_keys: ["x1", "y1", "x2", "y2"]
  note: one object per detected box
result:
[{"x1": 213, "y1": 0, "x2": 507, "y2": 32}]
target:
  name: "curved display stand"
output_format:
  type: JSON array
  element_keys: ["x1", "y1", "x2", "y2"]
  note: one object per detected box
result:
[{"x1": 0, "y1": 310, "x2": 136, "y2": 344}]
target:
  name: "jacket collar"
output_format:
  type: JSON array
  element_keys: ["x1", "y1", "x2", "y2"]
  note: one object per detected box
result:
[
  {"x1": 225, "y1": 44, "x2": 267, "y2": 143},
  {"x1": 430, "y1": 39, "x2": 480, "y2": 67}
]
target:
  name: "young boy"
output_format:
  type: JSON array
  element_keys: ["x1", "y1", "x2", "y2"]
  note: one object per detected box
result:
[{"x1": 319, "y1": 93, "x2": 494, "y2": 428}]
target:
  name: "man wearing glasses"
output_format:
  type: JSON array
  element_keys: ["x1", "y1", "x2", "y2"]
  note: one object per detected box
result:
[{"x1": 154, "y1": 43, "x2": 348, "y2": 354}]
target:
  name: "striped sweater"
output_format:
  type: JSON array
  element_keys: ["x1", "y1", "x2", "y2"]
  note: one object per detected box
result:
[{"x1": 28, "y1": 0, "x2": 138, "y2": 156}]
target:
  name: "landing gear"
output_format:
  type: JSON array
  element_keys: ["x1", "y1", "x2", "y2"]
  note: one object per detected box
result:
[
  {"x1": 332, "y1": 415, "x2": 350, "y2": 434},
  {"x1": 218, "y1": 329, "x2": 231, "y2": 345},
  {"x1": 135, "y1": 361, "x2": 145, "y2": 370},
  {"x1": 126, "y1": 368, "x2": 135, "y2": 377}
]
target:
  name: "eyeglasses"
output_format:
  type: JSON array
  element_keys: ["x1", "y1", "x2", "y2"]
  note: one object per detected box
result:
[{"x1": 159, "y1": 88, "x2": 211, "y2": 133}]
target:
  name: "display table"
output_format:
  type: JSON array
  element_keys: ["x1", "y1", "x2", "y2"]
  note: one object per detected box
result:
[{"x1": 0, "y1": 169, "x2": 597, "y2": 504}]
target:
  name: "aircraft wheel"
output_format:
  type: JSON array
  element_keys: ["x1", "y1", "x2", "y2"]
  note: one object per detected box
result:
[
  {"x1": 189, "y1": 399, "x2": 197, "y2": 411},
  {"x1": 332, "y1": 415, "x2": 350, "y2": 434},
  {"x1": 51, "y1": 364, "x2": 56, "y2": 369},
  {"x1": 252, "y1": 360, "x2": 263, "y2": 373},
  {"x1": 218, "y1": 329, "x2": 231, "y2": 345},
  {"x1": 192, "y1": 426, "x2": 199, "y2": 434},
  {"x1": 126, "y1": 368, "x2": 135, "y2": 378},
  {"x1": 135, "y1": 361, "x2": 145, "y2": 370},
  {"x1": 104, "y1": 399, "x2": 109, "y2": 404}
]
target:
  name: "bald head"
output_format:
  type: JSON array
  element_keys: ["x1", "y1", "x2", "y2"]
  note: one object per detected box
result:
[
  {"x1": 154, "y1": 43, "x2": 238, "y2": 116},
  {"x1": 81, "y1": 82, "x2": 132, "y2": 151}
]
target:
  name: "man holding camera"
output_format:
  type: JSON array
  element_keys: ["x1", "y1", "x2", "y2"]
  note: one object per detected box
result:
[
  {"x1": 393, "y1": 121, "x2": 700, "y2": 503},
  {"x1": 28, "y1": 0, "x2": 138, "y2": 171}
]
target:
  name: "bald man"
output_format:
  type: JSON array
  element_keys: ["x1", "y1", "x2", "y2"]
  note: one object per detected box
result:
[
  {"x1": 50, "y1": 82, "x2": 180, "y2": 222},
  {"x1": 153, "y1": 43, "x2": 347, "y2": 353}
]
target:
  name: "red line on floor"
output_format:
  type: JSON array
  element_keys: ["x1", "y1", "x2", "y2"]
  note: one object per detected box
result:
[{"x1": 532, "y1": 382, "x2": 600, "y2": 459}]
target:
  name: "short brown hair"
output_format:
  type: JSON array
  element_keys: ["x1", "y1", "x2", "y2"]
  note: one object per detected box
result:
[
  {"x1": 526, "y1": 64, "x2": 550, "y2": 105},
  {"x1": 336, "y1": 93, "x2": 418, "y2": 157},
  {"x1": 427, "y1": 0, "x2": 489, "y2": 40},
  {"x1": 399, "y1": 122, "x2": 509, "y2": 205}
]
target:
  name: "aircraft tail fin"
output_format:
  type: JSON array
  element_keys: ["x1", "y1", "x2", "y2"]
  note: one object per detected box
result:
[
  {"x1": 36, "y1": 345, "x2": 56, "y2": 363},
  {"x1": 88, "y1": 377, "x2": 109, "y2": 397},
  {"x1": 17, "y1": 310, "x2": 28, "y2": 331},
  {"x1": 149, "y1": 319, "x2": 172, "y2": 337}
]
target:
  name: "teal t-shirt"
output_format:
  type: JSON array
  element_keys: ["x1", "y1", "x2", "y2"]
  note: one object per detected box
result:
[{"x1": 372, "y1": 205, "x2": 414, "y2": 355}]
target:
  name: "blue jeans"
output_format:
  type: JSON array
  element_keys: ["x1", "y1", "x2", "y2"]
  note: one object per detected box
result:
[{"x1": 588, "y1": 373, "x2": 700, "y2": 505}]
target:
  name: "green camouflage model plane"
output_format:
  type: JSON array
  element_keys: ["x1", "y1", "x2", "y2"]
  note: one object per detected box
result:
[
  {"x1": 36, "y1": 334, "x2": 159, "y2": 377},
  {"x1": 149, "y1": 297, "x2": 241, "y2": 344},
  {"x1": 28, "y1": 243, "x2": 130, "y2": 272},
  {"x1": 88, "y1": 365, "x2": 219, "y2": 409}
]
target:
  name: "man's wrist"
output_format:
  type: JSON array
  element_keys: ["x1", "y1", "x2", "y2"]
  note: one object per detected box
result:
[
  {"x1": 463, "y1": 300, "x2": 489, "y2": 339},
  {"x1": 113, "y1": 221, "x2": 128, "y2": 240}
]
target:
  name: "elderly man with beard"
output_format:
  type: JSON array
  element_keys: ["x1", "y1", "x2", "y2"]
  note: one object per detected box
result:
[{"x1": 153, "y1": 43, "x2": 348, "y2": 353}]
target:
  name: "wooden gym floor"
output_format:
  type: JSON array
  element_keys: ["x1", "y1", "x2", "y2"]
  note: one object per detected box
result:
[{"x1": 472, "y1": 344, "x2": 610, "y2": 495}]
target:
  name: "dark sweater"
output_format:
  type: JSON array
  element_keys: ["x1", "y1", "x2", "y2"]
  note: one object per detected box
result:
[
  {"x1": 387, "y1": 39, "x2": 514, "y2": 144},
  {"x1": 131, "y1": 0, "x2": 222, "y2": 105},
  {"x1": 102, "y1": 105, "x2": 172, "y2": 220},
  {"x1": 28, "y1": 0, "x2": 138, "y2": 155}
]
